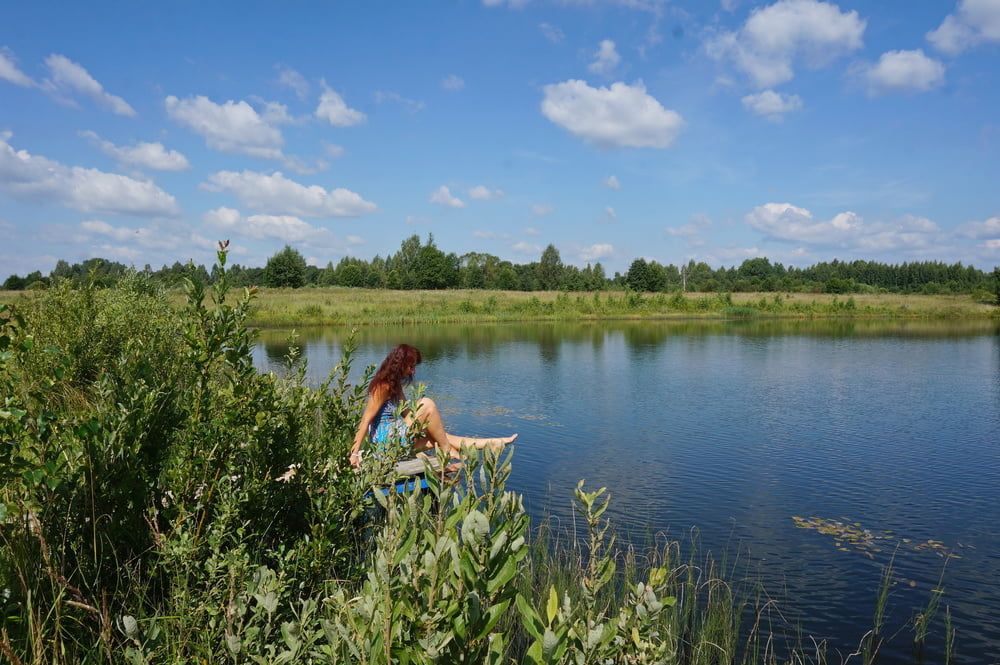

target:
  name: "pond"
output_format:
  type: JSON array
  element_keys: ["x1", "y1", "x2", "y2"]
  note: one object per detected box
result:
[{"x1": 254, "y1": 319, "x2": 1000, "y2": 663}]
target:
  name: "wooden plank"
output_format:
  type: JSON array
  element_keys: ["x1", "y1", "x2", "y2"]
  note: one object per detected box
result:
[{"x1": 393, "y1": 456, "x2": 441, "y2": 477}]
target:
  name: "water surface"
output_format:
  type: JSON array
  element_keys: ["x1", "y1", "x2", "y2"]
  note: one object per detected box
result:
[{"x1": 255, "y1": 319, "x2": 1000, "y2": 663}]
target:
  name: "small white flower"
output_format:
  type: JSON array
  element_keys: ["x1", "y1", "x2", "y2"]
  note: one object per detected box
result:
[{"x1": 275, "y1": 463, "x2": 300, "y2": 483}]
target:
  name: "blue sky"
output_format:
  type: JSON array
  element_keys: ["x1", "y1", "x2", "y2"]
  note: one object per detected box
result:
[{"x1": 2, "y1": 0, "x2": 999, "y2": 277}]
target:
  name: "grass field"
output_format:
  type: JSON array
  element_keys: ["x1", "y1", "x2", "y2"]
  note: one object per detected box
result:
[{"x1": 2, "y1": 287, "x2": 997, "y2": 326}]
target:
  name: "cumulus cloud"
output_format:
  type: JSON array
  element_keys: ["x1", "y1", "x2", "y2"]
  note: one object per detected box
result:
[
  {"x1": 441, "y1": 74, "x2": 465, "y2": 91},
  {"x1": 741, "y1": 89, "x2": 803, "y2": 119},
  {"x1": 78, "y1": 219, "x2": 214, "y2": 254},
  {"x1": 531, "y1": 203, "x2": 554, "y2": 216},
  {"x1": 202, "y1": 170, "x2": 376, "y2": 217},
  {"x1": 43, "y1": 54, "x2": 135, "y2": 116},
  {"x1": 0, "y1": 48, "x2": 36, "y2": 87},
  {"x1": 603, "y1": 206, "x2": 618, "y2": 222},
  {"x1": 203, "y1": 206, "x2": 322, "y2": 242},
  {"x1": 539, "y1": 22, "x2": 566, "y2": 43},
  {"x1": 315, "y1": 81, "x2": 365, "y2": 126},
  {"x1": 430, "y1": 185, "x2": 465, "y2": 208},
  {"x1": 276, "y1": 66, "x2": 310, "y2": 100},
  {"x1": 927, "y1": 0, "x2": 1000, "y2": 54},
  {"x1": 957, "y1": 215, "x2": 1000, "y2": 239},
  {"x1": 0, "y1": 136, "x2": 179, "y2": 217},
  {"x1": 604, "y1": 175, "x2": 621, "y2": 190},
  {"x1": 580, "y1": 243, "x2": 614, "y2": 260},
  {"x1": 861, "y1": 49, "x2": 946, "y2": 94},
  {"x1": 469, "y1": 185, "x2": 504, "y2": 200},
  {"x1": 541, "y1": 80, "x2": 683, "y2": 148},
  {"x1": 746, "y1": 202, "x2": 942, "y2": 252},
  {"x1": 706, "y1": 0, "x2": 866, "y2": 88},
  {"x1": 588, "y1": 40, "x2": 621, "y2": 76},
  {"x1": 166, "y1": 95, "x2": 284, "y2": 159},
  {"x1": 80, "y1": 130, "x2": 190, "y2": 171}
]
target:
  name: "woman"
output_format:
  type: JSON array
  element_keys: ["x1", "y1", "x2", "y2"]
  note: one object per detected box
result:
[{"x1": 349, "y1": 344, "x2": 517, "y2": 468}]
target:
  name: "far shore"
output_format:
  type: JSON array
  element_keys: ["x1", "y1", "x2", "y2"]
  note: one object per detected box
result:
[{"x1": 3, "y1": 287, "x2": 997, "y2": 327}]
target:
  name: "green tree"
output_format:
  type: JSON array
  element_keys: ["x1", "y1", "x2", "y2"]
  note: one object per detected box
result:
[
  {"x1": 994, "y1": 267, "x2": 1000, "y2": 306},
  {"x1": 537, "y1": 244, "x2": 563, "y2": 290},
  {"x1": 264, "y1": 245, "x2": 307, "y2": 288},
  {"x1": 625, "y1": 259, "x2": 650, "y2": 292},
  {"x1": 412, "y1": 243, "x2": 458, "y2": 289}
]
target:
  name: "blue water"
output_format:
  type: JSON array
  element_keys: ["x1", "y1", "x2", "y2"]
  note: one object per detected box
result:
[{"x1": 255, "y1": 320, "x2": 1000, "y2": 663}]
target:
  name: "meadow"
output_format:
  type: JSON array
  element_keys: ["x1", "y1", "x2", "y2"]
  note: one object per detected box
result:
[
  {"x1": 0, "y1": 254, "x2": 965, "y2": 663},
  {"x1": 3, "y1": 286, "x2": 996, "y2": 329}
]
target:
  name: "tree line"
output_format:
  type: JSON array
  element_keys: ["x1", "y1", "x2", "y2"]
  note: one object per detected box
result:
[{"x1": 4, "y1": 233, "x2": 999, "y2": 297}]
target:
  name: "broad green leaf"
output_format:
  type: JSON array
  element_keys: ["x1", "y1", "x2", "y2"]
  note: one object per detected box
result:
[{"x1": 546, "y1": 585, "x2": 558, "y2": 625}]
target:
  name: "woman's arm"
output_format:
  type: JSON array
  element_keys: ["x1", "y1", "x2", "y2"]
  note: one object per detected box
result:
[{"x1": 350, "y1": 384, "x2": 386, "y2": 468}]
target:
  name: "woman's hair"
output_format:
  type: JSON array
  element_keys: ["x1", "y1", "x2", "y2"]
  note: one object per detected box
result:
[{"x1": 369, "y1": 344, "x2": 422, "y2": 401}]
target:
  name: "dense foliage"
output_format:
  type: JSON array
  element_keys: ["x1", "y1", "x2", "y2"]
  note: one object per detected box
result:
[
  {"x1": 0, "y1": 246, "x2": 959, "y2": 663},
  {"x1": 4, "y1": 235, "x2": 998, "y2": 297}
]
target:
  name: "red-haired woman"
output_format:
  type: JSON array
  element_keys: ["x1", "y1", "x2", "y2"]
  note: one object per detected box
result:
[{"x1": 349, "y1": 344, "x2": 517, "y2": 468}]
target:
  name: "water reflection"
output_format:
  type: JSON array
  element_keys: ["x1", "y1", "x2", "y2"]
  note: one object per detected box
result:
[{"x1": 252, "y1": 319, "x2": 1000, "y2": 662}]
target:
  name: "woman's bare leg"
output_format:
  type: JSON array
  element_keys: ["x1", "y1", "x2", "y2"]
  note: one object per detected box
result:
[{"x1": 406, "y1": 397, "x2": 517, "y2": 457}]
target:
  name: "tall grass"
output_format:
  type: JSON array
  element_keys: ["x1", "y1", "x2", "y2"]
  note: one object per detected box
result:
[
  {"x1": 0, "y1": 247, "x2": 965, "y2": 663},
  {"x1": 236, "y1": 288, "x2": 997, "y2": 327}
]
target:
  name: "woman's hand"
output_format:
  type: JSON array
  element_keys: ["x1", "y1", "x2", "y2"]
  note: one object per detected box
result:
[{"x1": 349, "y1": 449, "x2": 362, "y2": 469}]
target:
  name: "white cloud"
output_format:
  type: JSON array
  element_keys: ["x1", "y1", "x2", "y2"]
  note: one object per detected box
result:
[
  {"x1": 541, "y1": 80, "x2": 683, "y2": 148},
  {"x1": 539, "y1": 22, "x2": 566, "y2": 43},
  {"x1": 166, "y1": 95, "x2": 284, "y2": 159},
  {"x1": 861, "y1": 49, "x2": 945, "y2": 94},
  {"x1": 43, "y1": 54, "x2": 136, "y2": 116},
  {"x1": 80, "y1": 130, "x2": 190, "y2": 171},
  {"x1": 0, "y1": 136, "x2": 179, "y2": 217},
  {"x1": 531, "y1": 203, "x2": 554, "y2": 216},
  {"x1": 580, "y1": 243, "x2": 614, "y2": 260},
  {"x1": 0, "y1": 48, "x2": 36, "y2": 87},
  {"x1": 325, "y1": 143, "x2": 346, "y2": 159},
  {"x1": 469, "y1": 185, "x2": 504, "y2": 200},
  {"x1": 928, "y1": 0, "x2": 1000, "y2": 55},
  {"x1": 588, "y1": 40, "x2": 622, "y2": 76},
  {"x1": 260, "y1": 100, "x2": 301, "y2": 125},
  {"x1": 706, "y1": 0, "x2": 866, "y2": 88},
  {"x1": 441, "y1": 74, "x2": 465, "y2": 91},
  {"x1": 604, "y1": 175, "x2": 621, "y2": 190},
  {"x1": 374, "y1": 90, "x2": 425, "y2": 112},
  {"x1": 746, "y1": 202, "x2": 942, "y2": 251},
  {"x1": 741, "y1": 89, "x2": 803, "y2": 119},
  {"x1": 512, "y1": 241, "x2": 541, "y2": 254},
  {"x1": 203, "y1": 206, "x2": 320, "y2": 242},
  {"x1": 315, "y1": 81, "x2": 365, "y2": 126},
  {"x1": 524, "y1": 226, "x2": 541, "y2": 236},
  {"x1": 957, "y1": 216, "x2": 1000, "y2": 239},
  {"x1": 80, "y1": 219, "x2": 162, "y2": 247},
  {"x1": 603, "y1": 206, "x2": 618, "y2": 222},
  {"x1": 666, "y1": 214, "x2": 711, "y2": 244},
  {"x1": 276, "y1": 66, "x2": 310, "y2": 100},
  {"x1": 473, "y1": 229, "x2": 508, "y2": 239},
  {"x1": 430, "y1": 185, "x2": 465, "y2": 208},
  {"x1": 202, "y1": 170, "x2": 377, "y2": 217}
]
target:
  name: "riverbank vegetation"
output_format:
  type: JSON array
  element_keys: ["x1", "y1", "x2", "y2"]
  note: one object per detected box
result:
[
  {"x1": 0, "y1": 247, "x2": 962, "y2": 663},
  {"x1": 4, "y1": 234, "x2": 999, "y2": 299}
]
